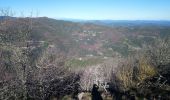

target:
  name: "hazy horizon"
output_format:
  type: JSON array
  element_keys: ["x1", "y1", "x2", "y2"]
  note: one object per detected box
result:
[
  {"x1": 1, "y1": 0, "x2": 170, "y2": 20},
  {"x1": 55, "y1": 17, "x2": 170, "y2": 21}
]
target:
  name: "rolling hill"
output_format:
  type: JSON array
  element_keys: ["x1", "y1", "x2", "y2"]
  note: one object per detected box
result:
[{"x1": 1, "y1": 16, "x2": 170, "y2": 57}]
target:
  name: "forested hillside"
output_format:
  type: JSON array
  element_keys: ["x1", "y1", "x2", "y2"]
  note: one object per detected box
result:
[{"x1": 0, "y1": 11, "x2": 170, "y2": 99}]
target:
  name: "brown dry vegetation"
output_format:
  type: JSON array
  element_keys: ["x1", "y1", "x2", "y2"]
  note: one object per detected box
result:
[{"x1": 112, "y1": 37, "x2": 170, "y2": 99}]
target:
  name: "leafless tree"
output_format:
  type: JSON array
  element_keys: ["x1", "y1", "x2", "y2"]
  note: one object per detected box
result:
[
  {"x1": 0, "y1": 8, "x2": 80, "y2": 99},
  {"x1": 79, "y1": 58, "x2": 119, "y2": 92},
  {"x1": 0, "y1": 8, "x2": 34, "y2": 99}
]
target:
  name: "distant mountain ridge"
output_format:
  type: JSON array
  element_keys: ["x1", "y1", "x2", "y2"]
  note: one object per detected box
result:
[
  {"x1": 56, "y1": 18, "x2": 170, "y2": 26},
  {"x1": 89, "y1": 20, "x2": 170, "y2": 27}
]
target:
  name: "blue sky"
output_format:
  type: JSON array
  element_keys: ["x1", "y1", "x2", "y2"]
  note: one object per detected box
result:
[{"x1": 0, "y1": 0, "x2": 170, "y2": 20}]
